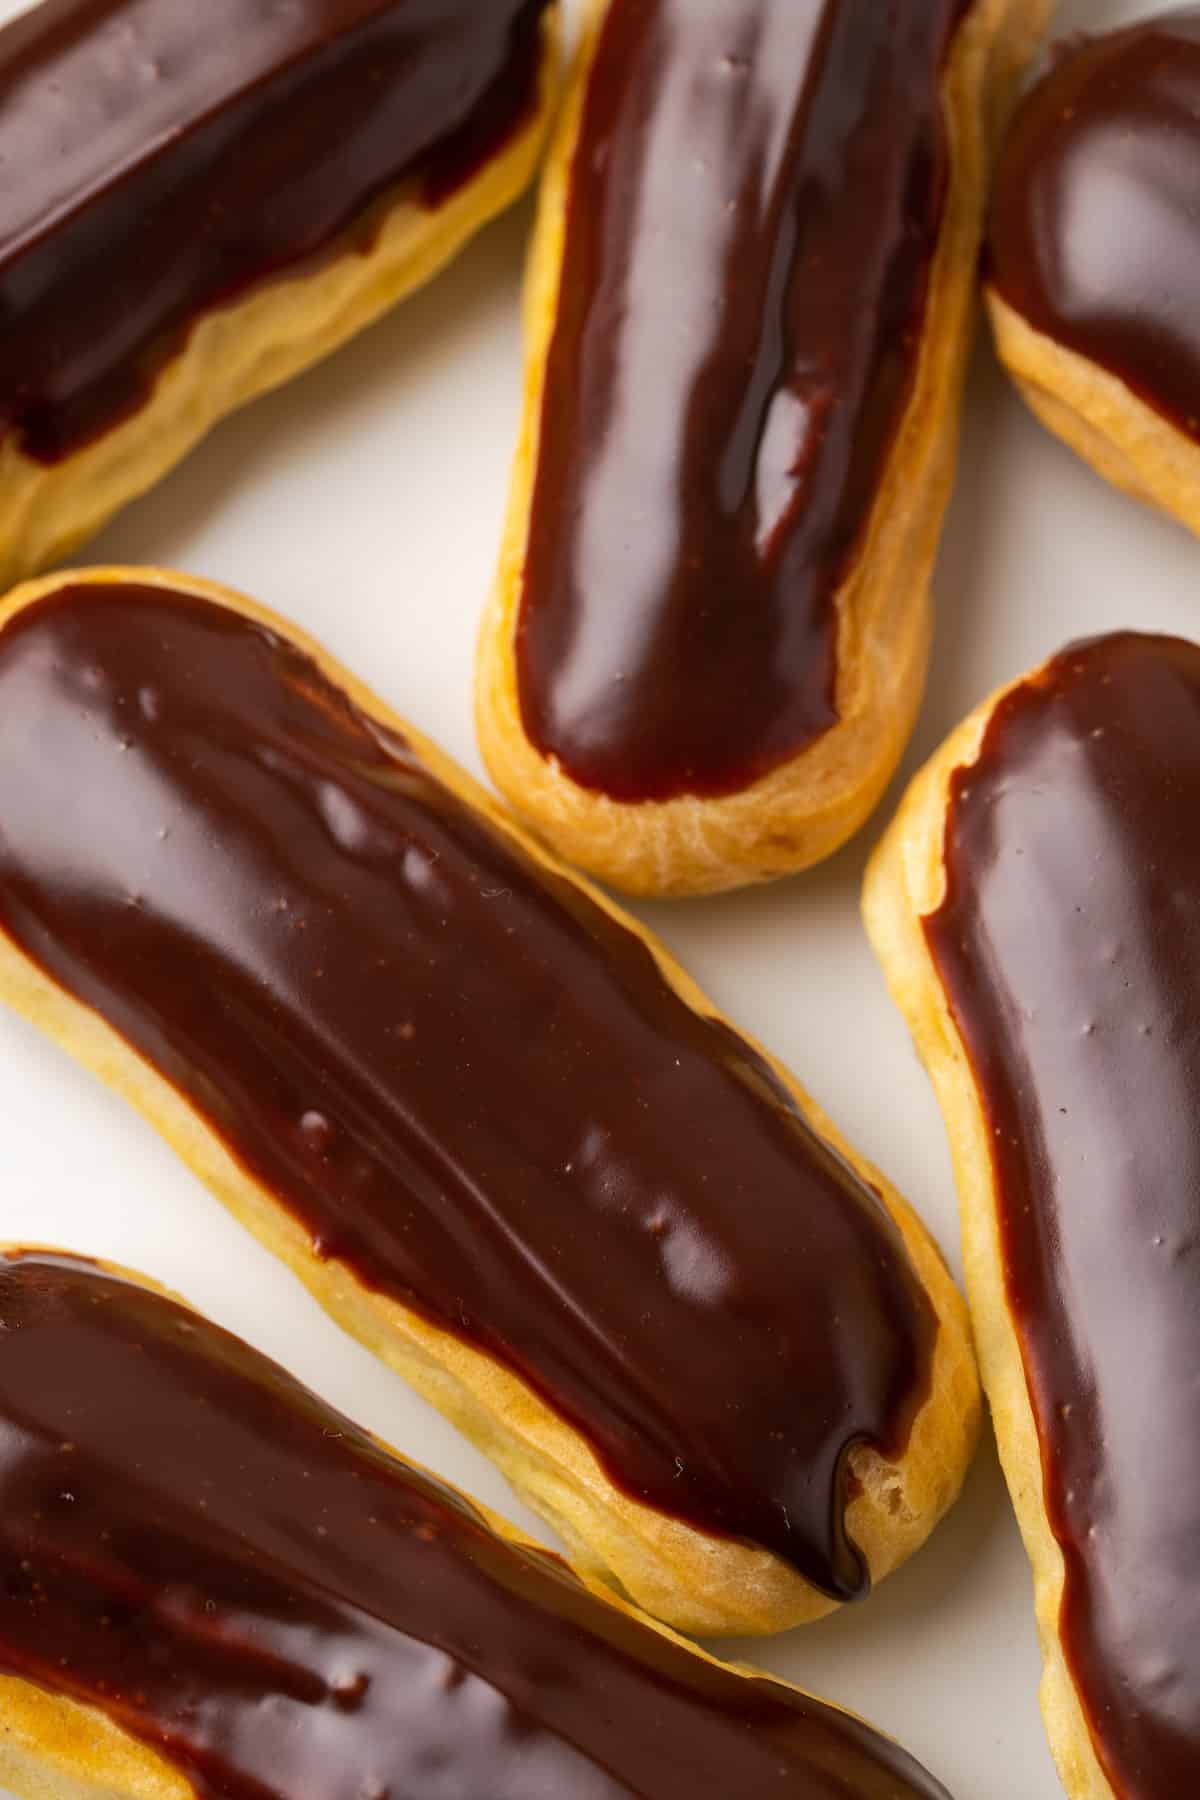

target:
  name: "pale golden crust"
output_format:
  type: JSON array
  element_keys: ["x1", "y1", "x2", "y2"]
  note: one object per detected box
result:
[
  {"x1": 988, "y1": 286, "x2": 1200, "y2": 537},
  {"x1": 0, "y1": 10, "x2": 560, "y2": 593},
  {"x1": 0, "y1": 1247, "x2": 934, "y2": 1800},
  {"x1": 476, "y1": 0, "x2": 1052, "y2": 900},
  {"x1": 0, "y1": 565, "x2": 979, "y2": 1638},
  {"x1": 862, "y1": 670, "x2": 1117, "y2": 1800}
]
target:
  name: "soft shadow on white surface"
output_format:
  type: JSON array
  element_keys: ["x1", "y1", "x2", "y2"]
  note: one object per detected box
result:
[{"x1": 0, "y1": 0, "x2": 1178, "y2": 1796}]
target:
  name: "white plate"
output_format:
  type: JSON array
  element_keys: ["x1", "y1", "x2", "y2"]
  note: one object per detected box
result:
[{"x1": 0, "y1": 2, "x2": 1173, "y2": 1795}]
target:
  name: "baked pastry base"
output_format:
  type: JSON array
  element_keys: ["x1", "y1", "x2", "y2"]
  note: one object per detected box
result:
[{"x1": 989, "y1": 286, "x2": 1200, "y2": 541}]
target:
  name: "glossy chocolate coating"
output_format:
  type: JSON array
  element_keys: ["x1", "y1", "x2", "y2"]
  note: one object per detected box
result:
[
  {"x1": 0, "y1": 581, "x2": 936, "y2": 1600},
  {"x1": 0, "y1": 1251, "x2": 953, "y2": 1800},
  {"x1": 516, "y1": 0, "x2": 967, "y2": 802},
  {"x1": 924, "y1": 633, "x2": 1200, "y2": 1796},
  {"x1": 988, "y1": 10, "x2": 1200, "y2": 443},
  {"x1": 0, "y1": 0, "x2": 548, "y2": 463}
]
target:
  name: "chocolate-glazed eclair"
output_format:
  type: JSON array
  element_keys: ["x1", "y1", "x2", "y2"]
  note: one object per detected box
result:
[
  {"x1": 987, "y1": 11, "x2": 1200, "y2": 539},
  {"x1": 0, "y1": 567, "x2": 979, "y2": 1638},
  {"x1": 476, "y1": 0, "x2": 1050, "y2": 899},
  {"x1": 0, "y1": 0, "x2": 558, "y2": 587},
  {"x1": 864, "y1": 632, "x2": 1200, "y2": 1799},
  {"x1": 0, "y1": 1249, "x2": 957, "y2": 1800}
]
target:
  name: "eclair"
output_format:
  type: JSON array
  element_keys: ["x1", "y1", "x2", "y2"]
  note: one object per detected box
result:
[
  {"x1": 0, "y1": 566, "x2": 979, "y2": 1638},
  {"x1": 0, "y1": 0, "x2": 558, "y2": 587},
  {"x1": 476, "y1": 0, "x2": 1051, "y2": 899},
  {"x1": 987, "y1": 11, "x2": 1200, "y2": 538},
  {"x1": 864, "y1": 632, "x2": 1200, "y2": 1799},
  {"x1": 0, "y1": 1248, "x2": 956, "y2": 1800}
]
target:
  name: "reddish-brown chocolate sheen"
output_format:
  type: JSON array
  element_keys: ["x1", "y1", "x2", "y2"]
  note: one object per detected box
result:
[
  {"x1": 0, "y1": 583, "x2": 936, "y2": 1599},
  {"x1": 924, "y1": 632, "x2": 1200, "y2": 1796},
  {"x1": 0, "y1": 1253, "x2": 954, "y2": 1800},
  {"x1": 516, "y1": 0, "x2": 967, "y2": 802},
  {"x1": 0, "y1": 0, "x2": 548, "y2": 463},
  {"x1": 988, "y1": 10, "x2": 1200, "y2": 443}
]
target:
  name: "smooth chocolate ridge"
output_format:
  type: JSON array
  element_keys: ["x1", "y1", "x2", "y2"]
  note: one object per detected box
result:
[
  {"x1": 988, "y1": 9, "x2": 1200, "y2": 444},
  {"x1": 0, "y1": 0, "x2": 549, "y2": 463},
  {"x1": 516, "y1": 0, "x2": 968, "y2": 802},
  {"x1": 925, "y1": 633, "x2": 1200, "y2": 1795},
  {"x1": 0, "y1": 1251, "x2": 954, "y2": 1800},
  {"x1": 0, "y1": 580, "x2": 936, "y2": 1599}
]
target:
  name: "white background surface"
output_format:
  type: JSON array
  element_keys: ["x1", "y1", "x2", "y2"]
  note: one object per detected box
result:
[{"x1": 0, "y1": 1, "x2": 1177, "y2": 1794}]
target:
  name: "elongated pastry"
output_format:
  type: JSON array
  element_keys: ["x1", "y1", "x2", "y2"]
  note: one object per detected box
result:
[
  {"x1": 0, "y1": 0, "x2": 558, "y2": 587},
  {"x1": 0, "y1": 566, "x2": 979, "y2": 1637},
  {"x1": 476, "y1": 0, "x2": 1050, "y2": 899},
  {"x1": 0, "y1": 1248, "x2": 957, "y2": 1800},
  {"x1": 987, "y1": 10, "x2": 1200, "y2": 537},
  {"x1": 864, "y1": 631, "x2": 1200, "y2": 1800}
]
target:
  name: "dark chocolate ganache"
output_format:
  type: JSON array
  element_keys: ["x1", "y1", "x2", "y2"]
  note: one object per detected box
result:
[
  {"x1": 0, "y1": 581, "x2": 937, "y2": 1600},
  {"x1": 924, "y1": 632, "x2": 1200, "y2": 1797},
  {"x1": 988, "y1": 10, "x2": 1200, "y2": 445},
  {"x1": 0, "y1": 0, "x2": 549, "y2": 463},
  {"x1": 0, "y1": 1251, "x2": 954, "y2": 1800},
  {"x1": 516, "y1": 0, "x2": 968, "y2": 802}
]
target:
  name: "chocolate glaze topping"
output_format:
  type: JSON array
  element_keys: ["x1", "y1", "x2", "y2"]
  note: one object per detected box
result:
[
  {"x1": 0, "y1": 1251, "x2": 954, "y2": 1800},
  {"x1": 924, "y1": 632, "x2": 1200, "y2": 1796},
  {"x1": 988, "y1": 10, "x2": 1200, "y2": 444},
  {"x1": 0, "y1": 582, "x2": 935, "y2": 1599},
  {"x1": 0, "y1": 0, "x2": 549, "y2": 463},
  {"x1": 516, "y1": 0, "x2": 967, "y2": 803}
]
